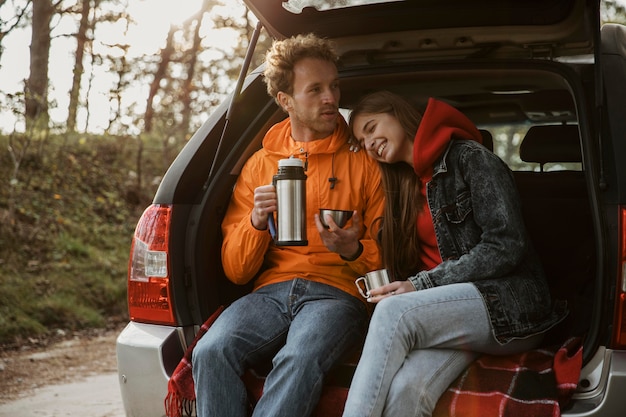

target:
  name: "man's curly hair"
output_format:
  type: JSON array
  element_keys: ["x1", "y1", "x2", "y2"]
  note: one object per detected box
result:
[{"x1": 263, "y1": 33, "x2": 339, "y2": 103}]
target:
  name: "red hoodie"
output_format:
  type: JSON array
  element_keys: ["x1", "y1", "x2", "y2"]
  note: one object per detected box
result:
[{"x1": 412, "y1": 98, "x2": 482, "y2": 270}]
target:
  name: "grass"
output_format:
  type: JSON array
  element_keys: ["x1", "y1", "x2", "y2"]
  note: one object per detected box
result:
[{"x1": 0, "y1": 132, "x2": 179, "y2": 344}]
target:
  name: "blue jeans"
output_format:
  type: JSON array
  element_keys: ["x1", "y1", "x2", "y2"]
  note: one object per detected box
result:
[
  {"x1": 192, "y1": 279, "x2": 368, "y2": 417},
  {"x1": 341, "y1": 283, "x2": 544, "y2": 417}
]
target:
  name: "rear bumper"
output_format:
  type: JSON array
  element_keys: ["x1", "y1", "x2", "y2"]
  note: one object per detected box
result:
[
  {"x1": 116, "y1": 322, "x2": 185, "y2": 417},
  {"x1": 563, "y1": 349, "x2": 626, "y2": 417}
]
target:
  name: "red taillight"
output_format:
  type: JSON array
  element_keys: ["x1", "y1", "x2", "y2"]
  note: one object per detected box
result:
[
  {"x1": 127, "y1": 204, "x2": 177, "y2": 325},
  {"x1": 612, "y1": 207, "x2": 626, "y2": 348}
]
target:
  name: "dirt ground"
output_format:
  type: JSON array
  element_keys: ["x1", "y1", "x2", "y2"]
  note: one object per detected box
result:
[{"x1": 0, "y1": 322, "x2": 124, "y2": 405}]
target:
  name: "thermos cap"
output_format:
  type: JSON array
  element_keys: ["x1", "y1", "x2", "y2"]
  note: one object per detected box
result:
[{"x1": 278, "y1": 158, "x2": 304, "y2": 168}]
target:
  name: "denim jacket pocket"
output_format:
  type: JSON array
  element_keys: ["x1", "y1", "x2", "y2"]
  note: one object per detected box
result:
[{"x1": 442, "y1": 191, "x2": 472, "y2": 224}]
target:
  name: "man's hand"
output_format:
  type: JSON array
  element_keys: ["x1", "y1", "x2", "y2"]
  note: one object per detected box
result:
[
  {"x1": 251, "y1": 185, "x2": 277, "y2": 230},
  {"x1": 315, "y1": 210, "x2": 361, "y2": 259}
]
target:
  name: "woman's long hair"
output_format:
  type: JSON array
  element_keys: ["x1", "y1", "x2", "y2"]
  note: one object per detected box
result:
[{"x1": 349, "y1": 91, "x2": 425, "y2": 280}]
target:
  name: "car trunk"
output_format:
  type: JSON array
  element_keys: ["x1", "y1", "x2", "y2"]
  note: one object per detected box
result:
[
  {"x1": 152, "y1": 0, "x2": 616, "y2": 413},
  {"x1": 180, "y1": 0, "x2": 603, "y2": 354},
  {"x1": 177, "y1": 64, "x2": 604, "y2": 416}
]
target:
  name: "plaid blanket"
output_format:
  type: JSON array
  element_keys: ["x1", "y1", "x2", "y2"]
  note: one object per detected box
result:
[
  {"x1": 432, "y1": 337, "x2": 583, "y2": 417},
  {"x1": 165, "y1": 306, "x2": 582, "y2": 417},
  {"x1": 165, "y1": 305, "x2": 225, "y2": 417}
]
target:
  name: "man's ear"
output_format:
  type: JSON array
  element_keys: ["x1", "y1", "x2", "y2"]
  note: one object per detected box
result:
[{"x1": 277, "y1": 91, "x2": 292, "y2": 112}]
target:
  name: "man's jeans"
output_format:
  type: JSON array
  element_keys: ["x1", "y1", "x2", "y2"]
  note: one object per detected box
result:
[
  {"x1": 342, "y1": 283, "x2": 544, "y2": 417},
  {"x1": 192, "y1": 279, "x2": 368, "y2": 417}
]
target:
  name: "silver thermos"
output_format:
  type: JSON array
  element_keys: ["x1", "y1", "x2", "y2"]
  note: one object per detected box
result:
[{"x1": 271, "y1": 158, "x2": 307, "y2": 246}]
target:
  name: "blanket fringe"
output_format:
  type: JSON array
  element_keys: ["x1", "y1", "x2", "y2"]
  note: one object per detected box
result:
[
  {"x1": 165, "y1": 386, "x2": 196, "y2": 417},
  {"x1": 165, "y1": 388, "x2": 195, "y2": 417}
]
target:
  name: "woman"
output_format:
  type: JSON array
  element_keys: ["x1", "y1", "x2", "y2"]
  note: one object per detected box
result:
[{"x1": 342, "y1": 91, "x2": 567, "y2": 417}]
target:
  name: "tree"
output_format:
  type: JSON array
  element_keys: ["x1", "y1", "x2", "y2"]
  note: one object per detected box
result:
[
  {"x1": 25, "y1": 0, "x2": 55, "y2": 132},
  {"x1": 66, "y1": 0, "x2": 93, "y2": 132},
  {"x1": 179, "y1": 0, "x2": 210, "y2": 135},
  {"x1": 602, "y1": 0, "x2": 626, "y2": 24},
  {"x1": 0, "y1": 0, "x2": 31, "y2": 63},
  {"x1": 143, "y1": 24, "x2": 176, "y2": 134}
]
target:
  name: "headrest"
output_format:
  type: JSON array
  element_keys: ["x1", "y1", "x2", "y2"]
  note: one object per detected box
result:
[
  {"x1": 478, "y1": 129, "x2": 493, "y2": 152},
  {"x1": 520, "y1": 125, "x2": 581, "y2": 165}
]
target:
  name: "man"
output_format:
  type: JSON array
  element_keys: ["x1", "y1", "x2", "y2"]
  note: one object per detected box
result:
[{"x1": 192, "y1": 33, "x2": 384, "y2": 417}]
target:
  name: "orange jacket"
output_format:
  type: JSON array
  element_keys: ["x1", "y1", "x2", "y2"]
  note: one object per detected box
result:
[{"x1": 221, "y1": 116, "x2": 384, "y2": 300}]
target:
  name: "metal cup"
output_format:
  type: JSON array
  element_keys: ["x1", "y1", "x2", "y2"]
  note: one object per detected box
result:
[
  {"x1": 355, "y1": 269, "x2": 391, "y2": 298},
  {"x1": 319, "y1": 209, "x2": 353, "y2": 229}
]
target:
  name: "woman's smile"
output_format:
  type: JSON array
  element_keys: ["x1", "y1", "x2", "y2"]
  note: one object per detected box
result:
[
  {"x1": 376, "y1": 141, "x2": 386, "y2": 158},
  {"x1": 352, "y1": 111, "x2": 413, "y2": 165}
]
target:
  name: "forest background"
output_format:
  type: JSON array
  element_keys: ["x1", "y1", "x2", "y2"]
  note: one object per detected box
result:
[{"x1": 0, "y1": 0, "x2": 625, "y2": 346}]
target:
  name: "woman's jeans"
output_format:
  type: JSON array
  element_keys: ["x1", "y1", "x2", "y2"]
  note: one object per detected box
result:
[
  {"x1": 342, "y1": 283, "x2": 544, "y2": 417},
  {"x1": 191, "y1": 279, "x2": 368, "y2": 417}
]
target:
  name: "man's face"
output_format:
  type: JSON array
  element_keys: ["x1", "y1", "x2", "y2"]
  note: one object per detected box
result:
[{"x1": 280, "y1": 57, "x2": 340, "y2": 140}]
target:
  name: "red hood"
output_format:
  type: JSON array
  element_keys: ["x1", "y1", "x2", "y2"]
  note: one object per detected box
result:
[{"x1": 413, "y1": 97, "x2": 482, "y2": 178}]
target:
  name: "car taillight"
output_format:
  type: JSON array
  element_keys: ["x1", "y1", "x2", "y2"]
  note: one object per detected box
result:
[
  {"x1": 127, "y1": 204, "x2": 177, "y2": 325},
  {"x1": 612, "y1": 207, "x2": 626, "y2": 349}
]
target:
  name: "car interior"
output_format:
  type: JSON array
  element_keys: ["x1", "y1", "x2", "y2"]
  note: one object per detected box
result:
[
  {"x1": 181, "y1": 22, "x2": 605, "y2": 412},
  {"x1": 198, "y1": 63, "x2": 597, "y2": 356}
]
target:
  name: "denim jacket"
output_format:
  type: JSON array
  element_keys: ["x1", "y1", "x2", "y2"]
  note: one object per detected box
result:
[{"x1": 408, "y1": 139, "x2": 567, "y2": 343}]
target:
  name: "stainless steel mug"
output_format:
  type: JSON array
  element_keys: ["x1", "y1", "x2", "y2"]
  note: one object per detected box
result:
[
  {"x1": 272, "y1": 158, "x2": 307, "y2": 246},
  {"x1": 319, "y1": 209, "x2": 353, "y2": 229},
  {"x1": 355, "y1": 269, "x2": 391, "y2": 298}
]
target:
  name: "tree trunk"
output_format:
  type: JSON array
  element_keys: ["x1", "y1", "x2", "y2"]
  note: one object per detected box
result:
[
  {"x1": 180, "y1": 21, "x2": 201, "y2": 136},
  {"x1": 180, "y1": 0, "x2": 215, "y2": 135},
  {"x1": 25, "y1": 0, "x2": 54, "y2": 132},
  {"x1": 67, "y1": 0, "x2": 92, "y2": 133},
  {"x1": 144, "y1": 25, "x2": 176, "y2": 133}
]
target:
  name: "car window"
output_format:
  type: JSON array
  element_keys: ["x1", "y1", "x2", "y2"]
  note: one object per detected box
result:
[{"x1": 485, "y1": 125, "x2": 582, "y2": 172}]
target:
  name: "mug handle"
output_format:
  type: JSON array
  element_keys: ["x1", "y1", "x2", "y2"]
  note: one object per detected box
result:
[
  {"x1": 355, "y1": 277, "x2": 369, "y2": 298},
  {"x1": 268, "y1": 213, "x2": 277, "y2": 241},
  {"x1": 268, "y1": 181, "x2": 277, "y2": 242}
]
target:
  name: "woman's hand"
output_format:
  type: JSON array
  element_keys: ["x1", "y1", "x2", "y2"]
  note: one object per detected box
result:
[
  {"x1": 367, "y1": 280, "x2": 416, "y2": 303},
  {"x1": 348, "y1": 137, "x2": 361, "y2": 153}
]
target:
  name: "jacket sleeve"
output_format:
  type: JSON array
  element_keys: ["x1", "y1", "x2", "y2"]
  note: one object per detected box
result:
[
  {"x1": 410, "y1": 144, "x2": 529, "y2": 289},
  {"x1": 344, "y1": 156, "x2": 385, "y2": 275},
  {"x1": 220, "y1": 156, "x2": 273, "y2": 285}
]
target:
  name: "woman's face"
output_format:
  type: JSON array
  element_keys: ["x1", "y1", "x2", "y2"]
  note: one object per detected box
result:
[{"x1": 352, "y1": 112, "x2": 413, "y2": 165}]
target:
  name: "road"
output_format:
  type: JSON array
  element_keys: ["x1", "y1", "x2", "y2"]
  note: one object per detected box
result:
[
  {"x1": 0, "y1": 373, "x2": 125, "y2": 416},
  {"x1": 0, "y1": 325, "x2": 126, "y2": 416}
]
